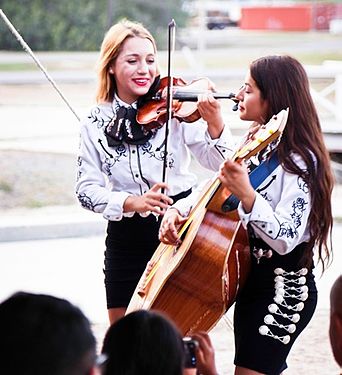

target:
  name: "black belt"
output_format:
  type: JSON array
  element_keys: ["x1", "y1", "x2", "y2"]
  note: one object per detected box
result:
[{"x1": 169, "y1": 188, "x2": 192, "y2": 204}]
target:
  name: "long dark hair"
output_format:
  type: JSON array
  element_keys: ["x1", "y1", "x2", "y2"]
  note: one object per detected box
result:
[
  {"x1": 101, "y1": 310, "x2": 184, "y2": 375},
  {"x1": 250, "y1": 55, "x2": 334, "y2": 271}
]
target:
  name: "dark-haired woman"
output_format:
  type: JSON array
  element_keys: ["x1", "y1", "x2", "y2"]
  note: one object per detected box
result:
[{"x1": 159, "y1": 55, "x2": 334, "y2": 375}]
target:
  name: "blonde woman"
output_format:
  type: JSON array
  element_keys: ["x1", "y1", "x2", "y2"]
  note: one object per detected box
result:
[{"x1": 75, "y1": 19, "x2": 235, "y2": 324}]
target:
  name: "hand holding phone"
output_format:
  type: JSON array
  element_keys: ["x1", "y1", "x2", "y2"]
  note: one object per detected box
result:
[
  {"x1": 190, "y1": 332, "x2": 218, "y2": 375},
  {"x1": 183, "y1": 337, "x2": 198, "y2": 368}
]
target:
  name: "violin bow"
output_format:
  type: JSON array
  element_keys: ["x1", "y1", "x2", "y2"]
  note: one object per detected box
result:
[
  {"x1": 161, "y1": 19, "x2": 176, "y2": 193},
  {"x1": 0, "y1": 9, "x2": 80, "y2": 122}
]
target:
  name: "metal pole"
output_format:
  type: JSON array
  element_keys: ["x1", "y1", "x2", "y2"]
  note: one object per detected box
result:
[{"x1": 0, "y1": 8, "x2": 80, "y2": 122}]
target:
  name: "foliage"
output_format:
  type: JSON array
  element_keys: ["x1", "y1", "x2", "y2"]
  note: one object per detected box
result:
[{"x1": 0, "y1": 0, "x2": 190, "y2": 51}]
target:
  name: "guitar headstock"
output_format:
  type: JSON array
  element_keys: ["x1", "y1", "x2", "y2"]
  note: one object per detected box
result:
[{"x1": 234, "y1": 108, "x2": 289, "y2": 161}]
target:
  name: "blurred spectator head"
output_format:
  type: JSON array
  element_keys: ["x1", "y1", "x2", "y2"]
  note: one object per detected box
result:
[
  {"x1": 330, "y1": 275, "x2": 342, "y2": 367},
  {"x1": 0, "y1": 291, "x2": 97, "y2": 375},
  {"x1": 101, "y1": 309, "x2": 185, "y2": 375}
]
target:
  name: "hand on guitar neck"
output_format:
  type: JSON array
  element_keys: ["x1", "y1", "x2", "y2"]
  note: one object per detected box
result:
[
  {"x1": 218, "y1": 159, "x2": 256, "y2": 213},
  {"x1": 158, "y1": 207, "x2": 187, "y2": 245},
  {"x1": 217, "y1": 110, "x2": 288, "y2": 213}
]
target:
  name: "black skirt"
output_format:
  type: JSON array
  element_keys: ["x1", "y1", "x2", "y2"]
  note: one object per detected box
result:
[
  {"x1": 234, "y1": 240, "x2": 317, "y2": 375},
  {"x1": 103, "y1": 189, "x2": 192, "y2": 309}
]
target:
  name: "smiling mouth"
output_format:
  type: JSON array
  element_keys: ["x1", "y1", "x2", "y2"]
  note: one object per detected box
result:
[{"x1": 133, "y1": 79, "x2": 149, "y2": 86}]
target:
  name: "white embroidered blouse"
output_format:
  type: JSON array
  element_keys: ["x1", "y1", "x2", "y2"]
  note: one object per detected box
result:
[
  {"x1": 75, "y1": 97, "x2": 235, "y2": 221},
  {"x1": 172, "y1": 153, "x2": 312, "y2": 256}
]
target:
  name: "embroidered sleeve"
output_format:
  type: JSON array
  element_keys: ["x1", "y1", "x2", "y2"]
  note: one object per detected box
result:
[
  {"x1": 238, "y1": 158, "x2": 311, "y2": 255},
  {"x1": 75, "y1": 119, "x2": 131, "y2": 221},
  {"x1": 182, "y1": 119, "x2": 236, "y2": 171}
]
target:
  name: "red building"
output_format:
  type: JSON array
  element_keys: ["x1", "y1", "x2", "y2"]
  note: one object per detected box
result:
[{"x1": 240, "y1": 3, "x2": 342, "y2": 31}]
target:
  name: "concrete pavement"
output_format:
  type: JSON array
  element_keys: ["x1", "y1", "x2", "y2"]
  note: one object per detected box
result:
[{"x1": 0, "y1": 227, "x2": 340, "y2": 374}]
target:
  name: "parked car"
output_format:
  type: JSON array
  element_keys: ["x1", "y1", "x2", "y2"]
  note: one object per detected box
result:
[{"x1": 206, "y1": 9, "x2": 238, "y2": 29}]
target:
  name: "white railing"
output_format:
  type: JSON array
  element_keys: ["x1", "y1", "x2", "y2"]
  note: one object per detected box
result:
[
  {"x1": 181, "y1": 45, "x2": 342, "y2": 127},
  {"x1": 305, "y1": 61, "x2": 342, "y2": 124}
]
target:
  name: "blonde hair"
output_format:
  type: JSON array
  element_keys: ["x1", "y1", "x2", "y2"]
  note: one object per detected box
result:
[{"x1": 96, "y1": 19, "x2": 158, "y2": 104}]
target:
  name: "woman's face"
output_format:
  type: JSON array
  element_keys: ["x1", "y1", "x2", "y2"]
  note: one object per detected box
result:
[
  {"x1": 110, "y1": 36, "x2": 157, "y2": 104},
  {"x1": 236, "y1": 70, "x2": 268, "y2": 124}
]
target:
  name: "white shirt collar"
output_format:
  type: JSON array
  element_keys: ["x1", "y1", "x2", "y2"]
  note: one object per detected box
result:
[{"x1": 114, "y1": 94, "x2": 137, "y2": 109}]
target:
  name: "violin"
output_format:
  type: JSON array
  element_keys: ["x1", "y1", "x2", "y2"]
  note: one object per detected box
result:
[{"x1": 136, "y1": 76, "x2": 239, "y2": 129}]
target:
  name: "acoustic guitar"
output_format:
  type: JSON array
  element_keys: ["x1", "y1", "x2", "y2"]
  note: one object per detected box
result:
[{"x1": 126, "y1": 108, "x2": 289, "y2": 336}]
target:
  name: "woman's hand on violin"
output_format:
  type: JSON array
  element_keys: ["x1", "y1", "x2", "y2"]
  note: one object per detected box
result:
[
  {"x1": 218, "y1": 159, "x2": 256, "y2": 213},
  {"x1": 158, "y1": 208, "x2": 187, "y2": 245},
  {"x1": 123, "y1": 183, "x2": 173, "y2": 215},
  {"x1": 197, "y1": 93, "x2": 225, "y2": 139}
]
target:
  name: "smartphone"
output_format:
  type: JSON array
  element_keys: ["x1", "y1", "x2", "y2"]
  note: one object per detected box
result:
[{"x1": 183, "y1": 337, "x2": 198, "y2": 368}]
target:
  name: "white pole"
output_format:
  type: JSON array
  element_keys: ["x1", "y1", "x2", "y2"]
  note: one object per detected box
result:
[
  {"x1": 198, "y1": 0, "x2": 206, "y2": 69},
  {"x1": 336, "y1": 75, "x2": 342, "y2": 122}
]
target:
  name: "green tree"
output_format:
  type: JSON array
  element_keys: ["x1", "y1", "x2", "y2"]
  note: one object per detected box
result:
[
  {"x1": 107, "y1": 0, "x2": 188, "y2": 47},
  {"x1": 0, "y1": 0, "x2": 190, "y2": 51}
]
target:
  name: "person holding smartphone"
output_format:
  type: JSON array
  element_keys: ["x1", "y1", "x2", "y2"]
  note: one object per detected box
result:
[{"x1": 100, "y1": 309, "x2": 219, "y2": 375}]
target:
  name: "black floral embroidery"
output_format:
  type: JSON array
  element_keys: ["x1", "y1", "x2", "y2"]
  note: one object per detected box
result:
[
  {"x1": 259, "y1": 191, "x2": 272, "y2": 202},
  {"x1": 140, "y1": 142, "x2": 174, "y2": 164},
  {"x1": 77, "y1": 193, "x2": 106, "y2": 212},
  {"x1": 276, "y1": 173, "x2": 308, "y2": 239},
  {"x1": 77, "y1": 193, "x2": 95, "y2": 211},
  {"x1": 97, "y1": 138, "x2": 128, "y2": 174},
  {"x1": 103, "y1": 145, "x2": 129, "y2": 175},
  {"x1": 291, "y1": 197, "x2": 307, "y2": 228},
  {"x1": 279, "y1": 196, "x2": 307, "y2": 239},
  {"x1": 298, "y1": 176, "x2": 309, "y2": 194},
  {"x1": 279, "y1": 222, "x2": 297, "y2": 239},
  {"x1": 140, "y1": 141, "x2": 154, "y2": 155},
  {"x1": 76, "y1": 156, "x2": 82, "y2": 181},
  {"x1": 103, "y1": 157, "x2": 113, "y2": 176},
  {"x1": 89, "y1": 106, "x2": 112, "y2": 129},
  {"x1": 114, "y1": 144, "x2": 127, "y2": 158},
  {"x1": 167, "y1": 153, "x2": 175, "y2": 169}
]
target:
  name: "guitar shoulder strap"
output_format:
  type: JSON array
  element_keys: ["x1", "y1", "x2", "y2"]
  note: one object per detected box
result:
[{"x1": 221, "y1": 152, "x2": 280, "y2": 212}]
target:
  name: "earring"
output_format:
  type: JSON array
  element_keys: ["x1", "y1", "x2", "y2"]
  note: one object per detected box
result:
[{"x1": 109, "y1": 68, "x2": 113, "y2": 74}]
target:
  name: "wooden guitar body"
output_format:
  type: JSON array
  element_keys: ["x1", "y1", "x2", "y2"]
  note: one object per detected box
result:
[
  {"x1": 126, "y1": 193, "x2": 250, "y2": 335},
  {"x1": 126, "y1": 109, "x2": 289, "y2": 336}
]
